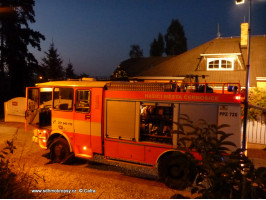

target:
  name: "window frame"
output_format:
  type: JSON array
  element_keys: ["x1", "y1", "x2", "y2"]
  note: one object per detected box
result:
[
  {"x1": 207, "y1": 58, "x2": 234, "y2": 71},
  {"x1": 75, "y1": 89, "x2": 91, "y2": 113},
  {"x1": 139, "y1": 102, "x2": 173, "y2": 144},
  {"x1": 53, "y1": 87, "x2": 74, "y2": 112}
]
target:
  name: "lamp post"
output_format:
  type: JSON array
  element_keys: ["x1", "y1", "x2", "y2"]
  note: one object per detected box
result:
[{"x1": 236, "y1": 0, "x2": 251, "y2": 150}]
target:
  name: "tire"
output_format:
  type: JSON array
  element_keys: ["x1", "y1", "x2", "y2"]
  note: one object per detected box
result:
[
  {"x1": 158, "y1": 152, "x2": 197, "y2": 190},
  {"x1": 50, "y1": 138, "x2": 71, "y2": 164},
  {"x1": 256, "y1": 167, "x2": 266, "y2": 185}
]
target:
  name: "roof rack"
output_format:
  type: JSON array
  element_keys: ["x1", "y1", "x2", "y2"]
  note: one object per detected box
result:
[
  {"x1": 106, "y1": 82, "x2": 172, "y2": 92},
  {"x1": 106, "y1": 81, "x2": 241, "y2": 94}
]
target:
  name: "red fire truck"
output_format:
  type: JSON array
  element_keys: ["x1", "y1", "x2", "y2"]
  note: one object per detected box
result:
[{"x1": 26, "y1": 78, "x2": 242, "y2": 189}]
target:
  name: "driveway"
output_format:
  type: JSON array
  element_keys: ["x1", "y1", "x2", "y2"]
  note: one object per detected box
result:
[{"x1": 0, "y1": 122, "x2": 189, "y2": 199}]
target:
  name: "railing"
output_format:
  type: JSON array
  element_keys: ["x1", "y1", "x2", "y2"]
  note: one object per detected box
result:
[
  {"x1": 106, "y1": 81, "x2": 241, "y2": 94},
  {"x1": 173, "y1": 82, "x2": 241, "y2": 94},
  {"x1": 246, "y1": 104, "x2": 266, "y2": 144}
]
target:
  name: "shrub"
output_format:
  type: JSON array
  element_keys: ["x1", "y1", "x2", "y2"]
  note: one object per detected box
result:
[
  {"x1": 0, "y1": 140, "x2": 36, "y2": 198},
  {"x1": 247, "y1": 88, "x2": 266, "y2": 122},
  {"x1": 175, "y1": 115, "x2": 266, "y2": 198}
]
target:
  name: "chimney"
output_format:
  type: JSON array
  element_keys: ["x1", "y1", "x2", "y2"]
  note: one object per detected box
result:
[
  {"x1": 217, "y1": 24, "x2": 221, "y2": 38},
  {"x1": 240, "y1": 23, "x2": 249, "y2": 47}
]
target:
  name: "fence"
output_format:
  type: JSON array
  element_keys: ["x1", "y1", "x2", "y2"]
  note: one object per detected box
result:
[{"x1": 246, "y1": 104, "x2": 266, "y2": 144}]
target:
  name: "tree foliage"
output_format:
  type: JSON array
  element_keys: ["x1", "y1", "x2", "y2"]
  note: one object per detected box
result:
[
  {"x1": 111, "y1": 65, "x2": 128, "y2": 80},
  {"x1": 129, "y1": 44, "x2": 143, "y2": 58},
  {"x1": 164, "y1": 19, "x2": 187, "y2": 56},
  {"x1": 78, "y1": 72, "x2": 90, "y2": 79},
  {"x1": 40, "y1": 42, "x2": 64, "y2": 81},
  {"x1": 65, "y1": 60, "x2": 77, "y2": 79},
  {"x1": 0, "y1": 0, "x2": 45, "y2": 100},
  {"x1": 150, "y1": 33, "x2": 164, "y2": 56},
  {"x1": 248, "y1": 88, "x2": 266, "y2": 122}
]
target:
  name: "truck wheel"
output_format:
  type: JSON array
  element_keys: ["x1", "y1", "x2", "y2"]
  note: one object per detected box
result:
[
  {"x1": 256, "y1": 167, "x2": 266, "y2": 185},
  {"x1": 50, "y1": 138, "x2": 71, "y2": 164},
  {"x1": 158, "y1": 153, "x2": 197, "y2": 190}
]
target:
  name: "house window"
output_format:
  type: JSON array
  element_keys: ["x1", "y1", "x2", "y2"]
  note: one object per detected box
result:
[{"x1": 207, "y1": 58, "x2": 234, "y2": 70}]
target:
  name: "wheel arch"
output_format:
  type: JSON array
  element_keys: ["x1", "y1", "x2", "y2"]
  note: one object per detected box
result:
[
  {"x1": 47, "y1": 131, "x2": 73, "y2": 152},
  {"x1": 156, "y1": 150, "x2": 186, "y2": 166}
]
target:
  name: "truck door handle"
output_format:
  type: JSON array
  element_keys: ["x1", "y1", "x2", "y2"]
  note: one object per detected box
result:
[{"x1": 85, "y1": 114, "x2": 90, "y2": 120}]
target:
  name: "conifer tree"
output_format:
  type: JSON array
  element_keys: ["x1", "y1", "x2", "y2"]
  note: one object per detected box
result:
[
  {"x1": 150, "y1": 33, "x2": 164, "y2": 56},
  {"x1": 65, "y1": 60, "x2": 76, "y2": 79},
  {"x1": 165, "y1": 19, "x2": 187, "y2": 56},
  {"x1": 41, "y1": 42, "x2": 64, "y2": 81},
  {"x1": 0, "y1": 0, "x2": 45, "y2": 99},
  {"x1": 129, "y1": 44, "x2": 143, "y2": 58}
]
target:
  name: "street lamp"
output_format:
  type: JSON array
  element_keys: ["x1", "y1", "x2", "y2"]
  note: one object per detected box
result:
[
  {"x1": 236, "y1": 0, "x2": 245, "y2": 5},
  {"x1": 236, "y1": 0, "x2": 251, "y2": 151}
]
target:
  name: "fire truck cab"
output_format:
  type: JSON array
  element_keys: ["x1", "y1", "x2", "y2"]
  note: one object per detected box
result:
[{"x1": 26, "y1": 78, "x2": 242, "y2": 189}]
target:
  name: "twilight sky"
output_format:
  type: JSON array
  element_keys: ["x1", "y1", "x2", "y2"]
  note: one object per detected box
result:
[{"x1": 30, "y1": 0, "x2": 266, "y2": 77}]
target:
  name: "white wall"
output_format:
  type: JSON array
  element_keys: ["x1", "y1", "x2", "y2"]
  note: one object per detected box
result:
[{"x1": 4, "y1": 97, "x2": 26, "y2": 123}]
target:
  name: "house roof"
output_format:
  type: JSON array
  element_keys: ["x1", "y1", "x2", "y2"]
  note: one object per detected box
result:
[
  {"x1": 118, "y1": 56, "x2": 173, "y2": 77},
  {"x1": 119, "y1": 35, "x2": 266, "y2": 87}
]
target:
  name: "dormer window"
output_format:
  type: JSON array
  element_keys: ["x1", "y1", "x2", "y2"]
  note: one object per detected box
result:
[{"x1": 207, "y1": 58, "x2": 234, "y2": 70}]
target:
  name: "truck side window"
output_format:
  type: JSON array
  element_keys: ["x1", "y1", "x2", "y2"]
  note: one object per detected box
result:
[
  {"x1": 53, "y1": 87, "x2": 73, "y2": 111},
  {"x1": 139, "y1": 103, "x2": 173, "y2": 144},
  {"x1": 75, "y1": 90, "x2": 91, "y2": 113},
  {"x1": 40, "y1": 88, "x2": 52, "y2": 109}
]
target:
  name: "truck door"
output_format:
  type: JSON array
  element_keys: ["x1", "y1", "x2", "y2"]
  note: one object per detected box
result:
[
  {"x1": 52, "y1": 87, "x2": 74, "y2": 135},
  {"x1": 26, "y1": 87, "x2": 39, "y2": 126},
  {"x1": 73, "y1": 89, "x2": 92, "y2": 157}
]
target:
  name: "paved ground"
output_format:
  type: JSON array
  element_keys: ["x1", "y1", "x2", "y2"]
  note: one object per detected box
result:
[
  {"x1": 0, "y1": 121, "x2": 265, "y2": 198},
  {"x1": 246, "y1": 143, "x2": 266, "y2": 169},
  {"x1": 0, "y1": 121, "x2": 192, "y2": 199}
]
